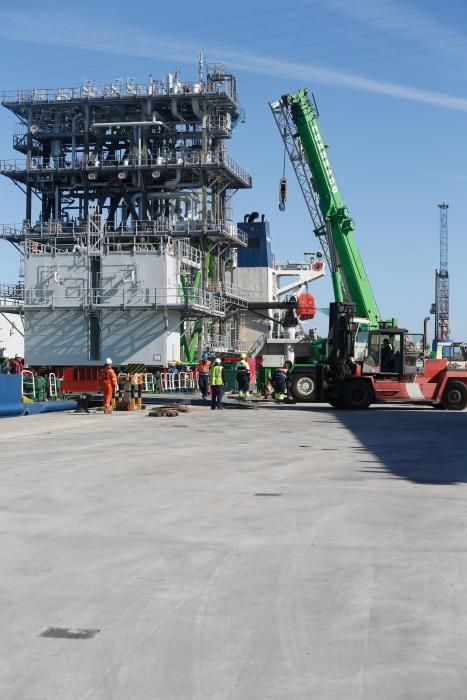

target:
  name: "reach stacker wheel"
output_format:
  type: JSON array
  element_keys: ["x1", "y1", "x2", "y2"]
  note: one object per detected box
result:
[
  {"x1": 290, "y1": 373, "x2": 317, "y2": 402},
  {"x1": 342, "y1": 379, "x2": 373, "y2": 410},
  {"x1": 328, "y1": 396, "x2": 345, "y2": 409},
  {"x1": 441, "y1": 381, "x2": 467, "y2": 411}
]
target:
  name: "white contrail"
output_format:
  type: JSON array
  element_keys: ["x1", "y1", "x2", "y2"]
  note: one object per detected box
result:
[
  {"x1": 1, "y1": 10, "x2": 467, "y2": 112},
  {"x1": 219, "y1": 50, "x2": 467, "y2": 112}
]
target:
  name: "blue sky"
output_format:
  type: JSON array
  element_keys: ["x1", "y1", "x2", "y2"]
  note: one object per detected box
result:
[{"x1": 0, "y1": 0, "x2": 466, "y2": 340}]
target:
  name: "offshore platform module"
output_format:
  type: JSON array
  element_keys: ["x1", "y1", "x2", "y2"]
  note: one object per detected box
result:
[{"x1": 0, "y1": 63, "x2": 254, "y2": 367}]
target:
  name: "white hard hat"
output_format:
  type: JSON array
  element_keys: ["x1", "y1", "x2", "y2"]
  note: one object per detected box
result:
[
  {"x1": 105, "y1": 357, "x2": 112, "y2": 365},
  {"x1": 215, "y1": 357, "x2": 221, "y2": 364}
]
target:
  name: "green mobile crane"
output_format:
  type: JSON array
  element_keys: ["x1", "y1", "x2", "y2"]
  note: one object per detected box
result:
[
  {"x1": 269, "y1": 89, "x2": 467, "y2": 410},
  {"x1": 269, "y1": 89, "x2": 383, "y2": 400},
  {"x1": 270, "y1": 88, "x2": 380, "y2": 329}
]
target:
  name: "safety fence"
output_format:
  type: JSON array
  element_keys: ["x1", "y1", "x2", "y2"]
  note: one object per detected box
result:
[
  {"x1": 21, "y1": 369, "x2": 59, "y2": 402},
  {"x1": 112, "y1": 370, "x2": 196, "y2": 407},
  {"x1": 21, "y1": 370, "x2": 36, "y2": 401},
  {"x1": 48, "y1": 373, "x2": 58, "y2": 399},
  {"x1": 159, "y1": 370, "x2": 196, "y2": 392}
]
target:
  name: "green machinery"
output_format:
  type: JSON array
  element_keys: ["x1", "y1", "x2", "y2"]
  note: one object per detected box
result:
[
  {"x1": 269, "y1": 88, "x2": 381, "y2": 330},
  {"x1": 268, "y1": 89, "x2": 395, "y2": 401}
]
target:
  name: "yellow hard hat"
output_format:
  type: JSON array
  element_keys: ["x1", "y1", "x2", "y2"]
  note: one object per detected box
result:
[{"x1": 240, "y1": 352, "x2": 247, "y2": 360}]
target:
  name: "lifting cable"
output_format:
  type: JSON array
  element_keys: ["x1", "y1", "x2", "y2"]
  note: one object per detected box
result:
[{"x1": 279, "y1": 130, "x2": 287, "y2": 212}]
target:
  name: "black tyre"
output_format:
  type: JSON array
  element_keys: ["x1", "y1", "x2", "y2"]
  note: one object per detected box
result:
[
  {"x1": 290, "y1": 373, "x2": 317, "y2": 402},
  {"x1": 441, "y1": 381, "x2": 467, "y2": 411},
  {"x1": 342, "y1": 379, "x2": 373, "y2": 410},
  {"x1": 328, "y1": 397, "x2": 346, "y2": 409}
]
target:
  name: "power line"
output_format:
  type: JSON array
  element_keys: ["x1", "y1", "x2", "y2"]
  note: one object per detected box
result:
[
  {"x1": 5, "y1": 8, "x2": 463, "y2": 81},
  {"x1": 0, "y1": 0, "x2": 322, "y2": 67},
  {"x1": 254, "y1": 15, "x2": 464, "y2": 58},
  {"x1": 211, "y1": 0, "x2": 467, "y2": 50},
  {"x1": 0, "y1": 0, "x2": 422, "y2": 69},
  {"x1": 326, "y1": 34, "x2": 467, "y2": 69},
  {"x1": 3, "y1": 18, "x2": 467, "y2": 92},
  {"x1": 0, "y1": 0, "x2": 463, "y2": 83},
  {"x1": 288, "y1": 26, "x2": 467, "y2": 66}
]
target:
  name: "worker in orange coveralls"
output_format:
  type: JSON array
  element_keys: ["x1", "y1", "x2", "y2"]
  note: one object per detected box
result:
[{"x1": 99, "y1": 357, "x2": 118, "y2": 414}]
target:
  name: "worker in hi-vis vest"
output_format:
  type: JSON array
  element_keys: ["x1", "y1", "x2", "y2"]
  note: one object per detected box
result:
[
  {"x1": 197, "y1": 352, "x2": 211, "y2": 400},
  {"x1": 99, "y1": 358, "x2": 118, "y2": 414},
  {"x1": 209, "y1": 357, "x2": 226, "y2": 411},
  {"x1": 236, "y1": 353, "x2": 250, "y2": 399},
  {"x1": 272, "y1": 365, "x2": 290, "y2": 402}
]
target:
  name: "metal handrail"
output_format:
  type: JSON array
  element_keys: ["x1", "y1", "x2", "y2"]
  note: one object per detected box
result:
[
  {"x1": 273, "y1": 261, "x2": 315, "y2": 270},
  {"x1": 0, "y1": 283, "x2": 23, "y2": 298},
  {"x1": 207, "y1": 282, "x2": 251, "y2": 302},
  {"x1": 176, "y1": 240, "x2": 202, "y2": 265},
  {"x1": 0, "y1": 152, "x2": 251, "y2": 185},
  {"x1": 2, "y1": 80, "x2": 239, "y2": 106},
  {"x1": 0, "y1": 224, "x2": 24, "y2": 238},
  {"x1": 248, "y1": 332, "x2": 269, "y2": 358},
  {"x1": 22, "y1": 286, "x2": 226, "y2": 314},
  {"x1": 1, "y1": 218, "x2": 248, "y2": 249},
  {"x1": 207, "y1": 334, "x2": 247, "y2": 352},
  {"x1": 20, "y1": 218, "x2": 248, "y2": 246}
]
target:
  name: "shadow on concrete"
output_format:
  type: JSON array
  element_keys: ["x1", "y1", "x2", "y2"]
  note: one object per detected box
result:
[
  {"x1": 143, "y1": 393, "x2": 259, "y2": 410},
  {"x1": 290, "y1": 404, "x2": 467, "y2": 485}
]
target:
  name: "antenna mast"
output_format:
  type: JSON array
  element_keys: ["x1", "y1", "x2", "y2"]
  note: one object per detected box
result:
[{"x1": 435, "y1": 202, "x2": 449, "y2": 340}]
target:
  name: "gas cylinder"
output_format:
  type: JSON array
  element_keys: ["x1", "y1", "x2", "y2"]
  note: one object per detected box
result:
[{"x1": 296, "y1": 292, "x2": 316, "y2": 320}]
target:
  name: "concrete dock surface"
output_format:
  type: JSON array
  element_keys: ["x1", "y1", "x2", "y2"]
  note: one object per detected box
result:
[{"x1": 1, "y1": 403, "x2": 467, "y2": 699}]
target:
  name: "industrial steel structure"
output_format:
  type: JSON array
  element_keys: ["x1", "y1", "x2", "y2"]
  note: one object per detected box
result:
[{"x1": 0, "y1": 61, "x2": 253, "y2": 366}]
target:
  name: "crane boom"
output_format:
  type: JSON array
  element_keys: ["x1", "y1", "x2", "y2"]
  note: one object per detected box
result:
[{"x1": 270, "y1": 88, "x2": 380, "y2": 328}]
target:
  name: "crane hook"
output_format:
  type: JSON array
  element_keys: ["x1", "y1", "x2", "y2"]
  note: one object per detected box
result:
[{"x1": 279, "y1": 177, "x2": 287, "y2": 212}]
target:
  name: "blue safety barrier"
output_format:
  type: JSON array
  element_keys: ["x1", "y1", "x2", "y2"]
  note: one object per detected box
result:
[
  {"x1": 0, "y1": 375, "x2": 76, "y2": 418},
  {"x1": 0, "y1": 375, "x2": 24, "y2": 417}
]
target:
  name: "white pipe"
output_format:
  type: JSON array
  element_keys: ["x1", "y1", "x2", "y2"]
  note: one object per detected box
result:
[
  {"x1": 164, "y1": 167, "x2": 181, "y2": 188},
  {"x1": 191, "y1": 97, "x2": 202, "y2": 118},
  {"x1": 286, "y1": 344, "x2": 295, "y2": 364},
  {"x1": 131, "y1": 191, "x2": 196, "y2": 207},
  {"x1": 130, "y1": 191, "x2": 197, "y2": 220},
  {"x1": 91, "y1": 119, "x2": 166, "y2": 128},
  {"x1": 71, "y1": 113, "x2": 77, "y2": 168},
  {"x1": 170, "y1": 99, "x2": 184, "y2": 122}
]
